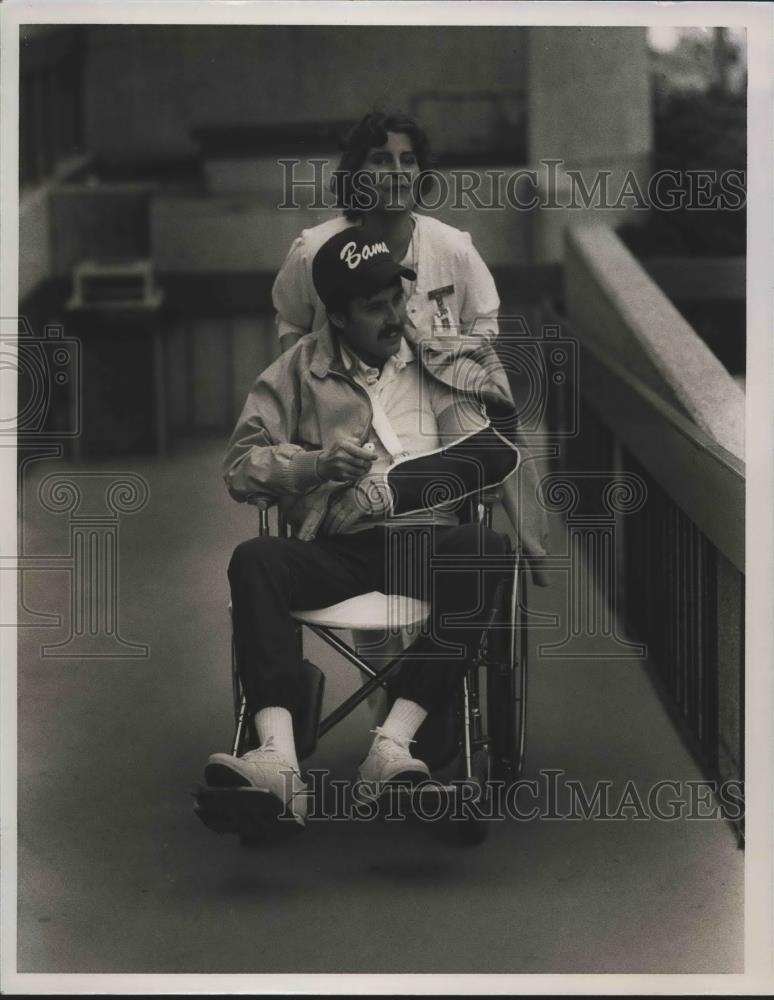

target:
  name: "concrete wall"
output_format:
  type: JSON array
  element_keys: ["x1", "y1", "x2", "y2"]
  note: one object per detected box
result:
[
  {"x1": 528, "y1": 27, "x2": 651, "y2": 166},
  {"x1": 48, "y1": 185, "x2": 156, "y2": 277},
  {"x1": 19, "y1": 188, "x2": 52, "y2": 301},
  {"x1": 527, "y1": 27, "x2": 652, "y2": 263},
  {"x1": 151, "y1": 199, "x2": 336, "y2": 274},
  {"x1": 23, "y1": 27, "x2": 658, "y2": 295},
  {"x1": 151, "y1": 167, "x2": 532, "y2": 275},
  {"x1": 83, "y1": 25, "x2": 527, "y2": 164},
  {"x1": 564, "y1": 224, "x2": 744, "y2": 460}
]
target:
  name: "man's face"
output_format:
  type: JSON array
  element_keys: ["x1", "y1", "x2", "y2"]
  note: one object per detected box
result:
[
  {"x1": 333, "y1": 280, "x2": 407, "y2": 367},
  {"x1": 360, "y1": 131, "x2": 419, "y2": 213}
]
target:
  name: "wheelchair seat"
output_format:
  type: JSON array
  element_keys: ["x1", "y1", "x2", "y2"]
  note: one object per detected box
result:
[{"x1": 291, "y1": 592, "x2": 430, "y2": 631}]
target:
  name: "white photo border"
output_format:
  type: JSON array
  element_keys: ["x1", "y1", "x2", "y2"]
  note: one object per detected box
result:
[{"x1": 1, "y1": 1, "x2": 772, "y2": 995}]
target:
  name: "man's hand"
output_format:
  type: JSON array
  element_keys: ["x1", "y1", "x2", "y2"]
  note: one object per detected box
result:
[
  {"x1": 354, "y1": 472, "x2": 393, "y2": 516},
  {"x1": 321, "y1": 473, "x2": 393, "y2": 536},
  {"x1": 317, "y1": 437, "x2": 376, "y2": 483},
  {"x1": 320, "y1": 486, "x2": 368, "y2": 536}
]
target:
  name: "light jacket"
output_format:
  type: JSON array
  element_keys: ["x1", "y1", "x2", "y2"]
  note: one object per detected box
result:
[{"x1": 223, "y1": 324, "x2": 550, "y2": 585}]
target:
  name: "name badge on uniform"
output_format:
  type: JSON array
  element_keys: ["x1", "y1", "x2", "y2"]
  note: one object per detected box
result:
[{"x1": 428, "y1": 285, "x2": 455, "y2": 333}]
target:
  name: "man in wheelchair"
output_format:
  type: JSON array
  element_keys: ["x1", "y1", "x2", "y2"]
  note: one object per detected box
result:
[{"x1": 204, "y1": 227, "x2": 526, "y2": 829}]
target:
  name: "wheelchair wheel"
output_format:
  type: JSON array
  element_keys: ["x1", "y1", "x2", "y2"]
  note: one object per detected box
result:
[{"x1": 484, "y1": 560, "x2": 527, "y2": 782}]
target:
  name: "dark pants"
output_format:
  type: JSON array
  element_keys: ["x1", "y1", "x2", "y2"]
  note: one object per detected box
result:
[{"x1": 228, "y1": 524, "x2": 507, "y2": 717}]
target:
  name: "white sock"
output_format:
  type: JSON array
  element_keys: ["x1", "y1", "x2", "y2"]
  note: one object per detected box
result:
[
  {"x1": 254, "y1": 706, "x2": 299, "y2": 771},
  {"x1": 377, "y1": 698, "x2": 428, "y2": 745}
]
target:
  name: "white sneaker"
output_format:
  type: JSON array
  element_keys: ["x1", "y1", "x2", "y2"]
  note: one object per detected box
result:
[
  {"x1": 205, "y1": 737, "x2": 307, "y2": 827},
  {"x1": 357, "y1": 726, "x2": 431, "y2": 791}
]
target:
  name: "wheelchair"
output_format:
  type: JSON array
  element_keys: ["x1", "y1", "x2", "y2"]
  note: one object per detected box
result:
[{"x1": 194, "y1": 488, "x2": 528, "y2": 846}]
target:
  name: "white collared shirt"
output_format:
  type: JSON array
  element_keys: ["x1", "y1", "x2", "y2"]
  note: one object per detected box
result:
[
  {"x1": 339, "y1": 337, "x2": 443, "y2": 471},
  {"x1": 338, "y1": 336, "x2": 488, "y2": 530}
]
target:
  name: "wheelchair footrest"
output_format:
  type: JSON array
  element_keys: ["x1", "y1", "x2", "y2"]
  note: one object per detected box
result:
[
  {"x1": 192, "y1": 784, "x2": 304, "y2": 839},
  {"x1": 377, "y1": 777, "x2": 488, "y2": 816},
  {"x1": 383, "y1": 779, "x2": 485, "y2": 798}
]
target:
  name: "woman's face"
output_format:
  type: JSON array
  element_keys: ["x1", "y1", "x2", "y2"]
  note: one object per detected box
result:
[{"x1": 359, "y1": 131, "x2": 419, "y2": 213}]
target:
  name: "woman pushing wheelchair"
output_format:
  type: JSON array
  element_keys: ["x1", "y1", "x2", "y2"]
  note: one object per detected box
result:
[{"x1": 272, "y1": 109, "x2": 500, "y2": 353}]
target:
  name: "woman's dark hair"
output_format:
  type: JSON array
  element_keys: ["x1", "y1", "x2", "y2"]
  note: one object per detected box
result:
[{"x1": 331, "y1": 110, "x2": 435, "y2": 220}]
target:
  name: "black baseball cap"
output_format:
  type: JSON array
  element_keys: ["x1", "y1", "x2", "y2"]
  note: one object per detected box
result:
[{"x1": 312, "y1": 227, "x2": 417, "y2": 310}]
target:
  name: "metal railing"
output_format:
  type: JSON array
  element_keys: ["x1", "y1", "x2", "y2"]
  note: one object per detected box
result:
[{"x1": 546, "y1": 301, "x2": 745, "y2": 840}]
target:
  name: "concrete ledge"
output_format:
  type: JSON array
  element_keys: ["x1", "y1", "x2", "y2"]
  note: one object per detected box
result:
[
  {"x1": 565, "y1": 224, "x2": 744, "y2": 459},
  {"x1": 19, "y1": 187, "x2": 52, "y2": 301},
  {"x1": 150, "y1": 196, "x2": 338, "y2": 273}
]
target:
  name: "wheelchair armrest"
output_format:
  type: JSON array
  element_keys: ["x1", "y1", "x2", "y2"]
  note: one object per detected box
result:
[
  {"x1": 463, "y1": 487, "x2": 502, "y2": 527},
  {"x1": 245, "y1": 493, "x2": 276, "y2": 536},
  {"x1": 246, "y1": 487, "x2": 500, "y2": 536},
  {"x1": 479, "y1": 487, "x2": 502, "y2": 505},
  {"x1": 245, "y1": 492, "x2": 276, "y2": 511}
]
